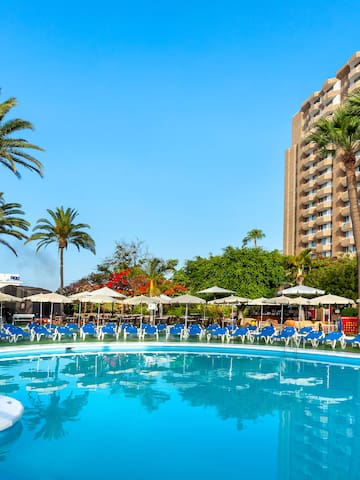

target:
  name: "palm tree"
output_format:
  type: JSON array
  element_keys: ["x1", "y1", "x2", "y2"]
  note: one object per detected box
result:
[
  {"x1": 285, "y1": 248, "x2": 313, "y2": 285},
  {"x1": 143, "y1": 257, "x2": 178, "y2": 296},
  {"x1": 26, "y1": 207, "x2": 96, "y2": 290},
  {"x1": 0, "y1": 192, "x2": 30, "y2": 255},
  {"x1": 242, "y1": 229, "x2": 265, "y2": 247},
  {"x1": 0, "y1": 96, "x2": 44, "y2": 177},
  {"x1": 307, "y1": 105, "x2": 360, "y2": 302}
]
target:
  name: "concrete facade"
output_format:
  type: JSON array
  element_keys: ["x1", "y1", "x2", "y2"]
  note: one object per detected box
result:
[{"x1": 284, "y1": 52, "x2": 360, "y2": 257}]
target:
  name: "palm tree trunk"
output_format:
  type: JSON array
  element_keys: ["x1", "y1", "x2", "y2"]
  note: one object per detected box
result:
[
  {"x1": 344, "y1": 154, "x2": 360, "y2": 319},
  {"x1": 59, "y1": 247, "x2": 64, "y2": 292}
]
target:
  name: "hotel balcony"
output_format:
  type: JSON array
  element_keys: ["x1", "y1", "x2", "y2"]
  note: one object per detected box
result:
[
  {"x1": 301, "y1": 151, "x2": 317, "y2": 166},
  {"x1": 340, "y1": 237, "x2": 355, "y2": 248},
  {"x1": 315, "y1": 230, "x2": 331, "y2": 240},
  {"x1": 316, "y1": 157, "x2": 333, "y2": 170},
  {"x1": 340, "y1": 222, "x2": 353, "y2": 233},
  {"x1": 349, "y1": 64, "x2": 360, "y2": 82},
  {"x1": 339, "y1": 190, "x2": 349, "y2": 202},
  {"x1": 317, "y1": 200, "x2": 332, "y2": 211},
  {"x1": 301, "y1": 205, "x2": 317, "y2": 216},
  {"x1": 341, "y1": 205, "x2": 351, "y2": 216},
  {"x1": 317, "y1": 171, "x2": 333, "y2": 184},
  {"x1": 302, "y1": 180, "x2": 317, "y2": 192},
  {"x1": 301, "y1": 140, "x2": 317, "y2": 153},
  {"x1": 322, "y1": 88, "x2": 340, "y2": 103},
  {"x1": 300, "y1": 218, "x2": 316, "y2": 230},
  {"x1": 322, "y1": 102, "x2": 337, "y2": 116},
  {"x1": 301, "y1": 166, "x2": 317, "y2": 180},
  {"x1": 316, "y1": 185, "x2": 332, "y2": 196},
  {"x1": 316, "y1": 244, "x2": 332, "y2": 255},
  {"x1": 316, "y1": 215, "x2": 332, "y2": 226}
]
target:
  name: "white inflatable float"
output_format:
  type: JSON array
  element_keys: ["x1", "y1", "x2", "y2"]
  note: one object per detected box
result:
[{"x1": 0, "y1": 395, "x2": 24, "y2": 432}]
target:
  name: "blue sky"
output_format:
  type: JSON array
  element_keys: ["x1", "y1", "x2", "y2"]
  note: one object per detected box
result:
[{"x1": 1, "y1": 0, "x2": 360, "y2": 290}]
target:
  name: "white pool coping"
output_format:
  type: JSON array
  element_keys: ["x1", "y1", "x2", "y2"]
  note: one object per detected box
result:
[{"x1": 1, "y1": 340, "x2": 360, "y2": 365}]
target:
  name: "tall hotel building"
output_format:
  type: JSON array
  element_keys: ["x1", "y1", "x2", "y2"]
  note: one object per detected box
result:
[{"x1": 283, "y1": 51, "x2": 360, "y2": 257}]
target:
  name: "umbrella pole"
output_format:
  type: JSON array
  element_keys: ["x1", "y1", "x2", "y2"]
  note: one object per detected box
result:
[
  {"x1": 0, "y1": 301, "x2": 2, "y2": 328},
  {"x1": 185, "y1": 304, "x2": 188, "y2": 330},
  {"x1": 40, "y1": 301, "x2": 43, "y2": 324},
  {"x1": 50, "y1": 302, "x2": 54, "y2": 323}
]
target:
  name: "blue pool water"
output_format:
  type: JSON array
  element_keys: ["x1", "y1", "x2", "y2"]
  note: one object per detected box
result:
[{"x1": 0, "y1": 348, "x2": 360, "y2": 480}]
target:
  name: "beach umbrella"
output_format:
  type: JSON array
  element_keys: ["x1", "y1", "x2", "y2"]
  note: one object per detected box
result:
[
  {"x1": 77, "y1": 294, "x2": 121, "y2": 325},
  {"x1": 208, "y1": 296, "x2": 249, "y2": 326},
  {"x1": 247, "y1": 297, "x2": 273, "y2": 324},
  {"x1": 0, "y1": 292, "x2": 22, "y2": 326},
  {"x1": 87, "y1": 287, "x2": 127, "y2": 299},
  {"x1": 170, "y1": 294, "x2": 206, "y2": 329},
  {"x1": 311, "y1": 294, "x2": 355, "y2": 330},
  {"x1": 24, "y1": 292, "x2": 72, "y2": 322},
  {"x1": 278, "y1": 285, "x2": 325, "y2": 296}
]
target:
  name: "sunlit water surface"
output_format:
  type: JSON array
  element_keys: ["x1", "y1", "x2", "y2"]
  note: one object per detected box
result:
[{"x1": 0, "y1": 351, "x2": 360, "y2": 480}]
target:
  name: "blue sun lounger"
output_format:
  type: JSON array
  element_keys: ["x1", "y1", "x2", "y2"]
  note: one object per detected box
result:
[
  {"x1": 54, "y1": 326, "x2": 77, "y2": 341},
  {"x1": 344, "y1": 333, "x2": 360, "y2": 348},
  {"x1": 207, "y1": 327, "x2": 227, "y2": 342},
  {"x1": 142, "y1": 324, "x2": 159, "y2": 341},
  {"x1": 80, "y1": 323, "x2": 99, "y2": 340},
  {"x1": 302, "y1": 330, "x2": 324, "y2": 348},
  {"x1": 270, "y1": 326, "x2": 296, "y2": 346},
  {"x1": 184, "y1": 323, "x2": 204, "y2": 340},
  {"x1": 227, "y1": 327, "x2": 249, "y2": 343},
  {"x1": 250, "y1": 325, "x2": 276, "y2": 344},
  {"x1": 319, "y1": 331, "x2": 345, "y2": 349}
]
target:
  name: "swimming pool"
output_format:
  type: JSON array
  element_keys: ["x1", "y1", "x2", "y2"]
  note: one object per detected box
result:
[{"x1": 0, "y1": 344, "x2": 360, "y2": 480}]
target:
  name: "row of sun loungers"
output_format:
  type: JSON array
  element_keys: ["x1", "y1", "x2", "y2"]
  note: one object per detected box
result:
[{"x1": 0, "y1": 321, "x2": 359, "y2": 350}]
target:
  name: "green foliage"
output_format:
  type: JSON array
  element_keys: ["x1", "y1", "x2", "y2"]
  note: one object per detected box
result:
[
  {"x1": 242, "y1": 228, "x2": 265, "y2": 248},
  {"x1": 341, "y1": 307, "x2": 358, "y2": 317},
  {"x1": 0, "y1": 96, "x2": 44, "y2": 178},
  {"x1": 173, "y1": 246, "x2": 286, "y2": 298},
  {"x1": 306, "y1": 256, "x2": 357, "y2": 300},
  {"x1": 0, "y1": 192, "x2": 30, "y2": 255}
]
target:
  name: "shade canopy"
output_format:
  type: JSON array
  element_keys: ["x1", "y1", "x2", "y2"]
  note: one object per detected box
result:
[
  {"x1": 170, "y1": 294, "x2": 206, "y2": 305},
  {"x1": 77, "y1": 294, "x2": 121, "y2": 304},
  {"x1": 123, "y1": 295, "x2": 154, "y2": 306},
  {"x1": 278, "y1": 285, "x2": 325, "y2": 296},
  {"x1": 24, "y1": 292, "x2": 72, "y2": 304},
  {"x1": 247, "y1": 297, "x2": 273, "y2": 306},
  {"x1": 268, "y1": 295, "x2": 295, "y2": 305},
  {"x1": 87, "y1": 287, "x2": 126, "y2": 299},
  {"x1": 208, "y1": 295, "x2": 249, "y2": 305},
  {"x1": 197, "y1": 286, "x2": 235, "y2": 295},
  {"x1": 0, "y1": 292, "x2": 22, "y2": 302},
  {"x1": 311, "y1": 294, "x2": 355, "y2": 306}
]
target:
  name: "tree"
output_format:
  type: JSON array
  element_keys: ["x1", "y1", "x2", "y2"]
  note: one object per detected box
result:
[
  {"x1": 26, "y1": 207, "x2": 96, "y2": 290},
  {"x1": 307, "y1": 106, "x2": 360, "y2": 306},
  {"x1": 143, "y1": 257, "x2": 178, "y2": 296},
  {"x1": 173, "y1": 246, "x2": 286, "y2": 298},
  {"x1": 285, "y1": 248, "x2": 313, "y2": 285},
  {"x1": 242, "y1": 229, "x2": 265, "y2": 247},
  {"x1": 0, "y1": 192, "x2": 30, "y2": 255},
  {"x1": 0, "y1": 96, "x2": 44, "y2": 178}
]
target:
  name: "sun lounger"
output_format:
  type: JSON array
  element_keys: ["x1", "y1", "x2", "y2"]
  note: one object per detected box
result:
[
  {"x1": 166, "y1": 325, "x2": 184, "y2": 340},
  {"x1": 319, "y1": 331, "x2": 345, "y2": 349},
  {"x1": 3, "y1": 324, "x2": 31, "y2": 342},
  {"x1": 207, "y1": 327, "x2": 227, "y2": 342},
  {"x1": 250, "y1": 325, "x2": 275, "y2": 344},
  {"x1": 302, "y1": 330, "x2": 324, "y2": 348},
  {"x1": 141, "y1": 324, "x2": 158, "y2": 341},
  {"x1": 29, "y1": 324, "x2": 55, "y2": 342},
  {"x1": 80, "y1": 323, "x2": 99, "y2": 340},
  {"x1": 184, "y1": 324, "x2": 204, "y2": 340},
  {"x1": 123, "y1": 325, "x2": 140, "y2": 340},
  {"x1": 270, "y1": 326, "x2": 296, "y2": 346},
  {"x1": 55, "y1": 326, "x2": 77, "y2": 341},
  {"x1": 344, "y1": 334, "x2": 360, "y2": 348},
  {"x1": 98, "y1": 323, "x2": 119, "y2": 341},
  {"x1": 227, "y1": 327, "x2": 249, "y2": 343}
]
